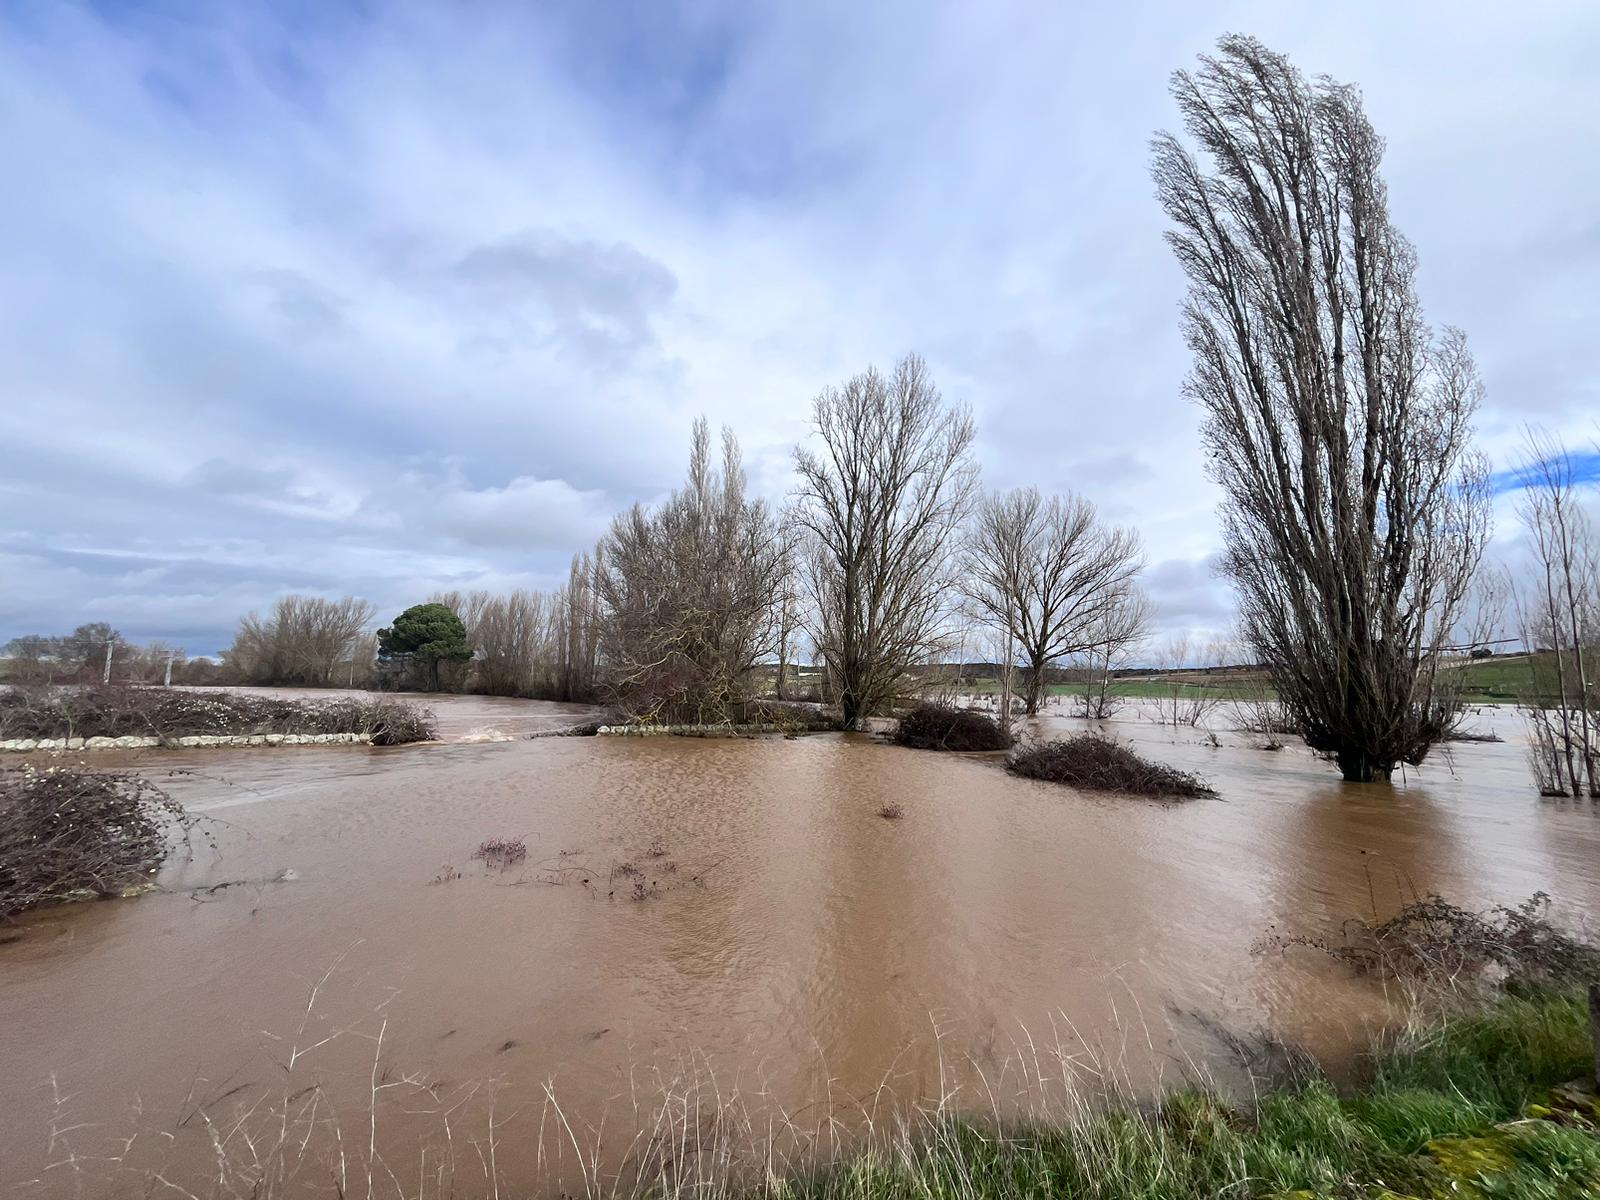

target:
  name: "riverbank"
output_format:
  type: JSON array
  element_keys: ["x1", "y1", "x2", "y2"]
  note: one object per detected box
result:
[{"x1": 760, "y1": 987, "x2": 1599, "y2": 1200}]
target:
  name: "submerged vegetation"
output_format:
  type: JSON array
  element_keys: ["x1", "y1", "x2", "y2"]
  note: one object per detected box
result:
[
  {"x1": 0, "y1": 765, "x2": 196, "y2": 919},
  {"x1": 892, "y1": 702, "x2": 1013, "y2": 751},
  {"x1": 0, "y1": 686, "x2": 435, "y2": 746},
  {"x1": 1009, "y1": 733, "x2": 1215, "y2": 798},
  {"x1": 1260, "y1": 892, "x2": 1600, "y2": 994}
]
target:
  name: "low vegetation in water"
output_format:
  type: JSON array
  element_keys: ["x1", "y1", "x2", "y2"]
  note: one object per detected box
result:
[
  {"x1": 1008, "y1": 733, "x2": 1215, "y2": 798},
  {"x1": 892, "y1": 702, "x2": 1013, "y2": 751},
  {"x1": 0, "y1": 685, "x2": 435, "y2": 745},
  {"x1": 472, "y1": 837, "x2": 528, "y2": 870},
  {"x1": 0, "y1": 765, "x2": 197, "y2": 919},
  {"x1": 1259, "y1": 891, "x2": 1600, "y2": 996}
]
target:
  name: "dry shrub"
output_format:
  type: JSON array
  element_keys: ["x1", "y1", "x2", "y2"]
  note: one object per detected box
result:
[
  {"x1": 0, "y1": 686, "x2": 435, "y2": 745},
  {"x1": 1007, "y1": 734, "x2": 1214, "y2": 798},
  {"x1": 472, "y1": 837, "x2": 528, "y2": 870},
  {"x1": 1258, "y1": 892, "x2": 1600, "y2": 992},
  {"x1": 877, "y1": 802, "x2": 905, "y2": 820},
  {"x1": 363, "y1": 699, "x2": 436, "y2": 745},
  {"x1": 1, "y1": 765, "x2": 194, "y2": 919},
  {"x1": 892, "y1": 702, "x2": 1012, "y2": 751}
]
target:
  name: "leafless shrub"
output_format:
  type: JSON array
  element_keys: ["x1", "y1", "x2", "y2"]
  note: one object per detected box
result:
[
  {"x1": 1151, "y1": 636, "x2": 1230, "y2": 729},
  {"x1": 877, "y1": 802, "x2": 905, "y2": 820},
  {"x1": 0, "y1": 686, "x2": 434, "y2": 745},
  {"x1": 1257, "y1": 892, "x2": 1600, "y2": 993},
  {"x1": 892, "y1": 702, "x2": 1012, "y2": 751},
  {"x1": 1008, "y1": 734, "x2": 1215, "y2": 798},
  {"x1": 1, "y1": 766, "x2": 195, "y2": 919},
  {"x1": 363, "y1": 699, "x2": 436, "y2": 745},
  {"x1": 1154, "y1": 36, "x2": 1491, "y2": 781}
]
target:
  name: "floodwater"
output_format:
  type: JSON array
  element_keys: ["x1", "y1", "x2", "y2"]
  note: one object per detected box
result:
[{"x1": 2, "y1": 696, "x2": 1597, "y2": 1196}]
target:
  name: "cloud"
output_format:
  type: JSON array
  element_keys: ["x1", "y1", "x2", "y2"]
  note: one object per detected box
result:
[{"x1": 1, "y1": 1, "x2": 1597, "y2": 652}]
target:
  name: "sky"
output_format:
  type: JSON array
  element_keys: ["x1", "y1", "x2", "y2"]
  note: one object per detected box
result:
[{"x1": 1, "y1": 1, "x2": 1597, "y2": 657}]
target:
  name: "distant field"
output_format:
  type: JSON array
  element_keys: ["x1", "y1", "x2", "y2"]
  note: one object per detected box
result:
[
  {"x1": 959, "y1": 677, "x2": 1261, "y2": 700},
  {"x1": 1450, "y1": 654, "x2": 1542, "y2": 703},
  {"x1": 954, "y1": 654, "x2": 1549, "y2": 706}
]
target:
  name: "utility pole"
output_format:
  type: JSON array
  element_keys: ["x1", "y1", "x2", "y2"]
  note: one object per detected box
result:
[{"x1": 102, "y1": 639, "x2": 114, "y2": 685}]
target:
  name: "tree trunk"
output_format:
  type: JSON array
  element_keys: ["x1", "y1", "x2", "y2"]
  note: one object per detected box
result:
[
  {"x1": 1337, "y1": 749, "x2": 1393, "y2": 784},
  {"x1": 1024, "y1": 659, "x2": 1045, "y2": 716}
]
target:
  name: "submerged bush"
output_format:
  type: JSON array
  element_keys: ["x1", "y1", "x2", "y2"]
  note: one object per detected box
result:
[
  {"x1": 1260, "y1": 891, "x2": 1600, "y2": 994},
  {"x1": 892, "y1": 702, "x2": 1013, "y2": 751},
  {"x1": 0, "y1": 686, "x2": 435, "y2": 745},
  {"x1": 0, "y1": 765, "x2": 194, "y2": 919},
  {"x1": 1008, "y1": 733, "x2": 1214, "y2": 797}
]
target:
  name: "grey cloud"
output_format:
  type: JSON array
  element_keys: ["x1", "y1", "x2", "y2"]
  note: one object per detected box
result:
[
  {"x1": 452, "y1": 229, "x2": 678, "y2": 363},
  {"x1": 1142, "y1": 556, "x2": 1233, "y2": 637}
]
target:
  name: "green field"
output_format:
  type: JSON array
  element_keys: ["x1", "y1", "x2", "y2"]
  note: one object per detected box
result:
[
  {"x1": 1451, "y1": 654, "x2": 1543, "y2": 702},
  {"x1": 960, "y1": 677, "x2": 1260, "y2": 700},
  {"x1": 951, "y1": 654, "x2": 1551, "y2": 706}
]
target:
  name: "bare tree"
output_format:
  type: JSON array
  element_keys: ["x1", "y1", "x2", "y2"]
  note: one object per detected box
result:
[
  {"x1": 1152, "y1": 36, "x2": 1491, "y2": 782},
  {"x1": 771, "y1": 529, "x2": 802, "y2": 701},
  {"x1": 1511, "y1": 430, "x2": 1599, "y2": 797},
  {"x1": 793, "y1": 354, "x2": 977, "y2": 728},
  {"x1": 596, "y1": 419, "x2": 788, "y2": 723},
  {"x1": 1075, "y1": 589, "x2": 1154, "y2": 719},
  {"x1": 961, "y1": 487, "x2": 1144, "y2": 715}
]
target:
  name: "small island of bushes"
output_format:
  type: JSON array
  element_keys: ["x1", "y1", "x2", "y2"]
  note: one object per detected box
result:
[{"x1": 891, "y1": 702, "x2": 1214, "y2": 799}]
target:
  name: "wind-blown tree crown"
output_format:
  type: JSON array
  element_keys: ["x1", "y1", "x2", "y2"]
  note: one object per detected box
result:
[{"x1": 1151, "y1": 35, "x2": 1490, "y2": 782}]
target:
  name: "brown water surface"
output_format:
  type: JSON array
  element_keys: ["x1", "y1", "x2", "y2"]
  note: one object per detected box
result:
[{"x1": 2, "y1": 696, "x2": 1595, "y2": 1196}]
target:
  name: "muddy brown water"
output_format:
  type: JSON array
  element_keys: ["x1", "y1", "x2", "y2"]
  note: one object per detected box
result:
[{"x1": 2, "y1": 696, "x2": 1597, "y2": 1196}]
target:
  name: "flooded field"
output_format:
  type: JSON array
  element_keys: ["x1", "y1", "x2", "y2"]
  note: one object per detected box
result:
[{"x1": 2, "y1": 696, "x2": 1596, "y2": 1195}]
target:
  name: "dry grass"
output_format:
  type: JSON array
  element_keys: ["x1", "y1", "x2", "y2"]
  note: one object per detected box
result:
[{"x1": 1007, "y1": 734, "x2": 1215, "y2": 798}]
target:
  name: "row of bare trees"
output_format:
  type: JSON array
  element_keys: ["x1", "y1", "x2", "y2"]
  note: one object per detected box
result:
[
  {"x1": 3, "y1": 624, "x2": 208, "y2": 687},
  {"x1": 227, "y1": 596, "x2": 376, "y2": 687},
  {"x1": 580, "y1": 354, "x2": 1155, "y2": 728},
  {"x1": 428, "y1": 556, "x2": 601, "y2": 702}
]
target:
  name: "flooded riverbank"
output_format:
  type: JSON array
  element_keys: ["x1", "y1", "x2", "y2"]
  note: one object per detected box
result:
[{"x1": 1, "y1": 697, "x2": 1595, "y2": 1195}]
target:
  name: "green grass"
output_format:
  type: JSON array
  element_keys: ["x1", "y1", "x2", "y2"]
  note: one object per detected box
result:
[
  {"x1": 755, "y1": 989, "x2": 1599, "y2": 1200},
  {"x1": 1452, "y1": 655, "x2": 1545, "y2": 703}
]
